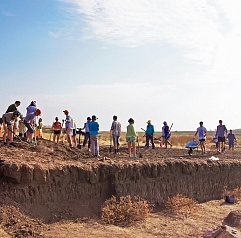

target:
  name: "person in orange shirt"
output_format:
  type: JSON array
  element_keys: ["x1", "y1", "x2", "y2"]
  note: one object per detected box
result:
[
  {"x1": 52, "y1": 117, "x2": 62, "y2": 143},
  {"x1": 36, "y1": 118, "x2": 43, "y2": 138}
]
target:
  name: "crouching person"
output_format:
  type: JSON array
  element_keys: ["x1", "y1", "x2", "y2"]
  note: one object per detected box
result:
[
  {"x1": 24, "y1": 109, "x2": 41, "y2": 144},
  {"x1": 2, "y1": 110, "x2": 21, "y2": 145}
]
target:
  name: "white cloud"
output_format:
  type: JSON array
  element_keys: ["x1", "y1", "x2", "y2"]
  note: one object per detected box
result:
[{"x1": 60, "y1": 0, "x2": 226, "y2": 63}]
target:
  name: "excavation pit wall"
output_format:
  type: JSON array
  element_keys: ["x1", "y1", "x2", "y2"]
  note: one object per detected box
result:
[{"x1": 0, "y1": 160, "x2": 241, "y2": 220}]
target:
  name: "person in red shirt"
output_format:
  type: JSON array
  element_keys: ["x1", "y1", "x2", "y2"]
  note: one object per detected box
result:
[{"x1": 52, "y1": 117, "x2": 62, "y2": 143}]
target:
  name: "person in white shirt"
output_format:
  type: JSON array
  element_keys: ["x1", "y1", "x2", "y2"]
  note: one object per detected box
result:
[{"x1": 194, "y1": 121, "x2": 207, "y2": 154}]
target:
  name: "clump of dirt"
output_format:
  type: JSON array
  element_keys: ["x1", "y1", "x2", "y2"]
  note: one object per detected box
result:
[{"x1": 0, "y1": 205, "x2": 46, "y2": 237}]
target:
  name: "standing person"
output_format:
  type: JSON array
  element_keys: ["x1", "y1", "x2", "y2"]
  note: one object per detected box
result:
[
  {"x1": 227, "y1": 129, "x2": 236, "y2": 151},
  {"x1": 194, "y1": 121, "x2": 207, "y2": 154},
  {"x1": 89, "y1": 115, "x2": 100, "y2": 157},
  {"x1": 110, "y1": 115, "x2": 121, "y2": 153},
  {"x1": 162, "y1": 121, "x2": 172, "y2": 148},
  {"x1": 24, "y1": 109, "x2": 41, "y2": 144},
  {"x1": 81, "y1": 117, "x2": 91, "y2": 150},
  {"x1": 126, "y1": 118, "x2": 137, "y2": 158},
  {"x1": 36, "y1": 118, "x2": 43, "y2": 138},
  {"x1": 215, "y1": 120, "x2": 228, "y2": 153},
  {"x1": 6, "y1": 101, "x2": 21, "y2": 113},
  {"x1": 52, "y1": 117, "x2": 62, "y2": 143},
  {"x1": 63, "y1": 110, "x2": 74, "y2": 147},
  {"x1": 145, "y1": 120, "x2": 155, "y2": 149}
]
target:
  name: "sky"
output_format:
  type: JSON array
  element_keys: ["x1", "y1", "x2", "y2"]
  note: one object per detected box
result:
[{"x1": 1, "y1": 0, "x2": 241, "y2": 132}]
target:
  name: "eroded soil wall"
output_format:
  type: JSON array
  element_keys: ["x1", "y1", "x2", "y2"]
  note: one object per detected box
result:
[{"x1": 0, "y1": 160, "x2": 241, "y2": 217}]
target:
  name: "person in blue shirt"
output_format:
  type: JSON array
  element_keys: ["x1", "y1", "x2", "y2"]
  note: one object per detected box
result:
[
  {"x1": 227, "y1": 129, "x2": 236, "y2": 151},
  {"x1": 89, "y1": 115, "x2": 100, "y2": 157},
  {"x1": 145, "y1": 120, "x2": 155, "y2": 149}
]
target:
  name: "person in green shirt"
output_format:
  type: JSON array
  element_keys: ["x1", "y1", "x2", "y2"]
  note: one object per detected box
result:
[{"x1": 126, "y1": 118, "x2": 137, "y2": 158}]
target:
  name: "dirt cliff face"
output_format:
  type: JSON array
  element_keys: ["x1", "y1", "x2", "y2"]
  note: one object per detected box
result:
[{"x1": 0, "y1": 139, "x2": 240, "y2": 221}]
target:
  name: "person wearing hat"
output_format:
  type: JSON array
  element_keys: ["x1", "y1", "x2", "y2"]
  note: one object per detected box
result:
[
  {"x1": 81, "y1": 116, "x2": 91, "y2": 150},
  {"x1": 88, "y1": 115, "x2": 100, "y2": 157},
  {"x1": 145, "y1": 120, "x2": 155, "y2": 149},
  {"x1": 110, "y1": 115, "x2": 121, "y2": 153},
  {"x1": 24, "y1": 109, "x2": 41, "y2": 144},
  {"x1": 194, "y1": 121, "x2": 207, "y2": 154},
  {"x1": 26, "y1": 101, "x2": 37, "y2": 115},
  {"x1": 63, "y1": 110, "x2": 74, "y2": 147}
]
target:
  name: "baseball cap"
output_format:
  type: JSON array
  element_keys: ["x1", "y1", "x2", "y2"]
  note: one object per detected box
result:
[{"x1": 63, "y1": 109, "x2": 69, "y2": 114}]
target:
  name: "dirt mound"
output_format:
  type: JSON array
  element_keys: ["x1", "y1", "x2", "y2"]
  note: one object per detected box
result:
[{"x1": 0, "y1": 205, "x2": 46, "y2": 237}]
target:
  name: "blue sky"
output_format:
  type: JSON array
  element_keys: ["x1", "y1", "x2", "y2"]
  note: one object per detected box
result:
[{"x1": 1, "y1": 0, "x2": 241, "y2": 132}]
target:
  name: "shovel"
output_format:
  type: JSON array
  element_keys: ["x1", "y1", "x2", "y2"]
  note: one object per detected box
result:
[
  {"x1": 77, "y1": 132, "x2": 82, "y2": 149},
  {"x1": 137, "y1": 136, "x2": 142, "y2": 158}
]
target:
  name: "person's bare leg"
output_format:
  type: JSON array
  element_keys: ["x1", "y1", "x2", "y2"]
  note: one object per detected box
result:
[
  {"x1": 128, "y1": 142, "x2": 132, "y2": 157},
  {"x1": 132, "y1": 142, "x2": 136, "y2": 157}
]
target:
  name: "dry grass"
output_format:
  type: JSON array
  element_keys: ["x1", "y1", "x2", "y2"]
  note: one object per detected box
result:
[
  {"x1": 165, "y1": 194, "x2": 199, "y2": 217},
  {"x1": 101, "y1": 195, "x2": 152, "y2": 226}
]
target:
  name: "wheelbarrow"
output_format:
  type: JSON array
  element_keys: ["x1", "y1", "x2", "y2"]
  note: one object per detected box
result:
[{"x1": 185, "y1": 140, "x2": 200, "y2": 156}]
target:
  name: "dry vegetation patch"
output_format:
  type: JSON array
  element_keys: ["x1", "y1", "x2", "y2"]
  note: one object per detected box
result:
[
  {"x1": 101, "y1": 195, "x2": 152, "y2": 226},
  {"x1": 165, "y1": 194, "x2": 199, "y2": 217}
]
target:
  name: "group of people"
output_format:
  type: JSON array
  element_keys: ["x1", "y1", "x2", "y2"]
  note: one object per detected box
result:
[
  {"x1": 194, "y1": 120, "x2": 237, "y2": 154},
  {"x1": 0, "y1": 101, "x2": 42, "y2": 145},
  {"x1": 56, "y1": 111, "x2": 121, "y2": 157},
  {"x1": 56, "y1": 110, "x2": 172, "y2": 158},
  {"x1": 0, "y1": 101, "x2": 238, "y2": 157}
]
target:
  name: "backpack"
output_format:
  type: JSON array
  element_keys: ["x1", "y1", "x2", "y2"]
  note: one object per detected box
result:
[{"x1": 225, "y1": 195, "x2": 235, "y2": 204}]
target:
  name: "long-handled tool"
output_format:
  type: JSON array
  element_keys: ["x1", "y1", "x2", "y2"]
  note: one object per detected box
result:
[
  {"x1": 109, "y1": 132, "x2": 112, "y2": 153},
  {"x1": 163, "y1": 123, "x2": 173, "y2": 148},
  {"x1": 77, "y1": 129, "x2": 82, "y2": 149},
  {"x1": 7, "y1": 127, "x2": 29, "y2": 145},
  {"x1": 137, "y1": 136, "x2": 142, "y2": 158}
]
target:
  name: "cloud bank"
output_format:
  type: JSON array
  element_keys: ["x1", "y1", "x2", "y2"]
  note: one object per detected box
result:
[{"x1": 59, "y1": 0, "x2": 234, "y2": 62}]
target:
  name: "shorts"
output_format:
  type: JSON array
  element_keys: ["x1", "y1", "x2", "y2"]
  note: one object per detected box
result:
[
  {"x1": 54, "y1": 130, "x2": 61, "y2": 135},
  {"x1": 126, "y1": 137, "x2": 136, "y2": 143},
  {"x1": 66, "y1": 128, "x2": 73, "y2": 136},
  {"x1": 229, "y1": 142, "x2": 234, "y2": 147},
  {"x1": 218, "y1": 137, "x2": 225, "y2": 142},
  {"x1": 199, "y1": 139, "x2": 206, "y2": 142},
  {"x1": 73, "y1": 129, "x2": 76, "y2": 136}
]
